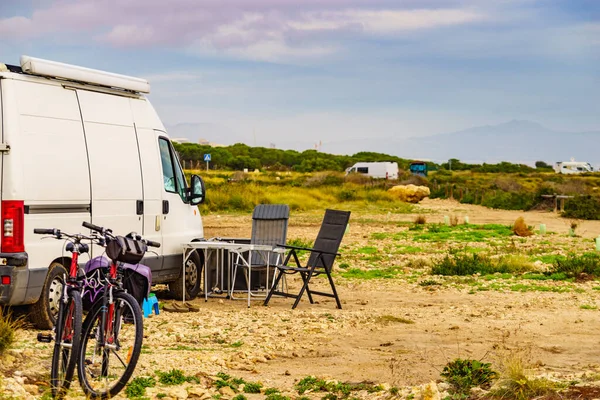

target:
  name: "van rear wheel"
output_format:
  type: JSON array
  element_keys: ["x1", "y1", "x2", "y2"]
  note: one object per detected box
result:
[
  {"x1": 169, "y1": 251, "x2": 202, "y2": 300},
  {"x1": 30, "y1": 262, "x2": 67, "y2": 330}
]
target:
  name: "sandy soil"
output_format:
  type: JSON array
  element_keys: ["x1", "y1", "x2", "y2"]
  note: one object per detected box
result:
[{"x1": 3, "y1": 199, "x2": 600, "y2": 399}]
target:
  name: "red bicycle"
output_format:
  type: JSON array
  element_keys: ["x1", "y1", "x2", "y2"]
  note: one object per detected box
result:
[{"x1": 35, "y1": 228, "x2": 99, "y2": 399}]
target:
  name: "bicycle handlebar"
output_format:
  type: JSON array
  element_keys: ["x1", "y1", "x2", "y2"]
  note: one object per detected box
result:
[
  {"x1": 34, "y1": 228, "x2": 58, "y2": 235},
  {"x1": 83, "y1": 222, "x2": 160, "y2": 248},
  {"x1": 82, "y1": 221, "x2": 105, "y2": 233}
]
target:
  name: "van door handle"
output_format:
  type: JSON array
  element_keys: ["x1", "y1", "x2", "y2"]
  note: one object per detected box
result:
[
  {"x1": 136, "y1": 200, "x2": 144, "y2": 215},
  {"x1": 162, "y1": 200, "x2": 169, "y2": 214}
]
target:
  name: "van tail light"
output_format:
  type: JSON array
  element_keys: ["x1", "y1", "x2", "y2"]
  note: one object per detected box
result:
[
  {"x1": 1, "y1": 201, "x2": 25, "y2": 253},
  {"x1": 1, "y1": 276, "x2": 10, "y2": 285}
]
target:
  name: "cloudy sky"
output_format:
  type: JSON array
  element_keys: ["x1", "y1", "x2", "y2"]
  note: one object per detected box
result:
[{"x1": 1, "y1": 0, "x2": 598, "y2": 152}]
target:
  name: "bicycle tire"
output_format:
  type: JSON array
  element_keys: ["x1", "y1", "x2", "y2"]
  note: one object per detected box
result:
[
  {"x1": 50, "y1": 289, "x2": 83, "y2": 399},
  {"x1": 77, "y1": 291, "x2": 143, "y2": 399}
]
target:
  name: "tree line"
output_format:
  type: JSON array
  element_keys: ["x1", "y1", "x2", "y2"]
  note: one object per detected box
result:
[{"x1": 173, "y1": 142, "x2": 553, "y2": 174}]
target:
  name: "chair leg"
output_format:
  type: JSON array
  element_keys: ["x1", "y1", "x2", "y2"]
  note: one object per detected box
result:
[
  {"x1": 325, "y1": 270, "x2": 342, "y2": 309},
  {"x1": 300, "y1": 272, "x2": 315, "y2": 304},
  {"x1": 264, "y1": 269, "x2": 285, "y2": 306},
  {"x1": 292, "y1": 269, "x2": 314, "y2": 309}
]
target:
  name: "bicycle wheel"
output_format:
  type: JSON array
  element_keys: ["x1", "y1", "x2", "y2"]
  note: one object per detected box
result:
[
  {"x1": 77, "y1": 291, "x2": 143, "y2": 399},
  {"x1": 51, "y1": 289, "x2": 82, "y2": 399}
]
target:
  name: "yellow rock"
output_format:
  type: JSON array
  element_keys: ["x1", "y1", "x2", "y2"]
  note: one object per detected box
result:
[{"x1": 388, "y1": 184, "x2": 431, "y2": 203}]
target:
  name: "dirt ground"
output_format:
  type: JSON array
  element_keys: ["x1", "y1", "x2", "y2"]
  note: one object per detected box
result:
[{"x1": 3, "y1": 199, "x2": 600, "y2": 399}]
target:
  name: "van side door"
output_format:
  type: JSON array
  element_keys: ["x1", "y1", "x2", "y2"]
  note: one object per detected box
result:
[{"x1": 76, "y1": 90, "x2": 143, "y2": 244}]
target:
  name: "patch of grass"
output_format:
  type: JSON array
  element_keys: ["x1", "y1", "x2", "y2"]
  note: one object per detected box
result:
[
  {"x1": 125, "y1": 376, "x2": 156, "y2": 398},
  {"x1": 230, "y1": 341, "x2": 243, "y2": 348},
  {"x1": 232, "y1": 395, "x2": 247, "y2": 400},
  {"x1": 265, "y1": 394, "x2": 290, "y2": 400},
  {"x1": 295, "y1": 376, "x2": 383, "y2": 398},
  {"x1": 580, "y1": 304, "x2": 597, "y2": 310},
  {"x1": 495, "y1": 254, "x2": 535, "y2": 274},
  {"x1": 0, "y1": 307, "x2": 23, "y2": 355},
  {"x1": 339, "y1": 266, "x2": 404, "y2": 279},
  {"x1": 491, "y1": 350, "x2": 559, "y2": 400},
  {"x1": 243, "y1": 382, "x2": 263, "y2": 394},
  {"x1": 509, "y1": 284, "x2": 571, "y2": 293},
  {"x1": 394, "y1": 245, "x2": 424, "y2": 254},
  {"x1": 156, "y1": 369, "x2": 198, "y2": 385},
  {"x1": 377, "y1": 315, "x2": 415, "y2": 324},
  {"x1": 167, "y1": 345, "x2": 206, "y2": 351},
  {"x1": 418, "y1": 279, "x2": 441, "y2": 286},
  {"x1": 287, "y1": 238, "x2": 313, "y2": 256},
  {"x1": 431, "y1": 253, "x2": 495, "y2": 276},
  {"x1": 413, "y1": 224, "x2": 513, "y2": 243},
  {"x1": 355, "y1": 246, "x2": 378, "y2": 255},
  {"x1": 551, "y1": 252, "x2": 600, "y2": 278},
  {"x1": 441, "y1": 358, "x2": 497, "y2": 396},
  {"x1": 264, "y1": 388, "x2": 281, "y2": 395}
]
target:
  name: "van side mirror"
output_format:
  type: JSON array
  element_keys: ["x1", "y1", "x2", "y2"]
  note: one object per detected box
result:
[{"x1": 188, "y1": 175, "x2": 205, "y2": 205}]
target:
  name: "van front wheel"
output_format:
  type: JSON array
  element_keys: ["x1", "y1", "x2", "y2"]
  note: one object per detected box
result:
[
  {"x1": 169, "y1": 251, "x2": 202, "y2": 300},
  {"x1": 30, "y1": 262, "x2": 67, "y2": 330}
]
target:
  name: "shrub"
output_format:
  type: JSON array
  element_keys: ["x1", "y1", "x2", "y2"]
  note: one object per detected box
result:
[
  {"x1": 125, "y1": 376, "x2": 156, "y2": 398},
  {"x1": 512, "y1": 217, "x2": 532, "y2": 237},
  {"x1": 0, "y1": 307, "x2": 21, "y2": 355},
  {"x1": 562, "y1": 195, "x2": 600, "y2": 220},
  {"x1": 431, "y1": 253, "x2": 494, "y2": 276},
  {"x1": 156, "y1": 369, "x2": 198, "y2": 385},
  {"x1": 551, "y1": 253, "x2": 600, "y2": 278},
  {"x1": 413, "y1": 215, "x2": 427, "y2": 224},
  {"x1": 243, "y1": 382, "x2": 263, "y2": 394},
  {"x1": 449, "y1": 215, "x2": 459, "y2": 226},
  {"x1": 441, "y1": 358, "x2": 497, "y2": 395}
]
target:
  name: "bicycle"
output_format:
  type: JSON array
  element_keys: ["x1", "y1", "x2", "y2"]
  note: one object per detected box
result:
[
  {"x1": 77, "y1": 221, "x2": 160, "y2": 399},
  {"x1": 34, "y1": 228, "x2": 99, "y2": 399}
]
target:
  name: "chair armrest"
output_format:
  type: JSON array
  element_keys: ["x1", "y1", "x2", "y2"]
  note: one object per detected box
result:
[{"x1": 277, "y1": 244, "x2": 341, "y2": 257}]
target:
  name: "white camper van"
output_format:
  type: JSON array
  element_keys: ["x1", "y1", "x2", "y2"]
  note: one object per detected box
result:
[
  {"x1": 554, "y1": 160, "x2": 594, "y2": 174},
  {"x1": 0, "y1": 56, "x2": 206, "y2": 328},
  {"x1": 345, "y1": 162, "x2": 399, "y2": 179}
]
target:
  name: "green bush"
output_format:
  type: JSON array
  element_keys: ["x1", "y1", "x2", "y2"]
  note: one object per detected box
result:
[
  {"x1": 243, "y1": 382, "x2": 263, "y2": 394},
  {"x1": 551, "y1": 253, "x2": 600, "y2": 277},
  {"x1": 431, "y1": 253, "x2": 495, "y2": 276},
  {"x1": 0, "y1": 307, "x2": 21, "y2": 355},
  {"x1": 441, "y1": 358, "x2": 497, "y2": 395},
  {"x1": 562, "y1": 195, "x2": 600, "y2": 220},
  {"x1": 125, "y1": 376, "x2": 156, "y2": 398}
]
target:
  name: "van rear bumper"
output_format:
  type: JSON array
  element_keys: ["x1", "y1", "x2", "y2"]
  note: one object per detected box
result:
[{"x1": 0, "y1": 252, "x2": 29, "y2": 305}]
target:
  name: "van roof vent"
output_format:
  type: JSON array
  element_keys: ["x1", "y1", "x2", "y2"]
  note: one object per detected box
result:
[{"x1": 19, "y1": 56, "x2": 150, "y2": 94}]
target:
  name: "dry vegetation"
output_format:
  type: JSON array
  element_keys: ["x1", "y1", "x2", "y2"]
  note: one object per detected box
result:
[{"x1": 2, "y1": 191, "x2": 600, "y2": 398}]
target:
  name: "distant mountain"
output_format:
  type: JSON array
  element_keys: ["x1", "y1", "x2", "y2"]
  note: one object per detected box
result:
[
  {"x1": 394, "y1": 120, "x2": 600, "y2": 166},
  {"x1": 325, "y1": 120, "x2": 600, "y2": 167}
]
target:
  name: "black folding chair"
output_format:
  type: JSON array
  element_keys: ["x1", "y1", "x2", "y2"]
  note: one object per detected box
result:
[
  {"x1": 231, "y1": 204, "x2": 290, "y2": 306},
  {"x1": 264, "y1": 209, "x2": 351, "y2": 309}
]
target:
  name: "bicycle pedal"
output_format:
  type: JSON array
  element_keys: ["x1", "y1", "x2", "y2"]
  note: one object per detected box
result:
[{"x1": 37, "y1": 333, "x2": 53, "y2": 343}]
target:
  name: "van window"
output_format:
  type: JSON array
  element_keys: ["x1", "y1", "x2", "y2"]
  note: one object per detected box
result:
[
  {"x1": 357, "y1": 167, "x2": 368, "y2": 174},
  {"x1": 159, "y1": 138, "x2": 187, "y2": 202}
]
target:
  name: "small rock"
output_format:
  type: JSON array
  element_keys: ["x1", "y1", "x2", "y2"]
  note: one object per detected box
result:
[
  {"x1": 23, "y1": 384, "x2": 40, "y2": 395},
  {"x1": 219, "y1": 386, "x2": 236, "y2": 397},
  {"x1": 166, "y1": 386, "x2": 189, "y2": 399},
  {"x1": 188, "y1": 387, "x2": 210, "y2": 399}
]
